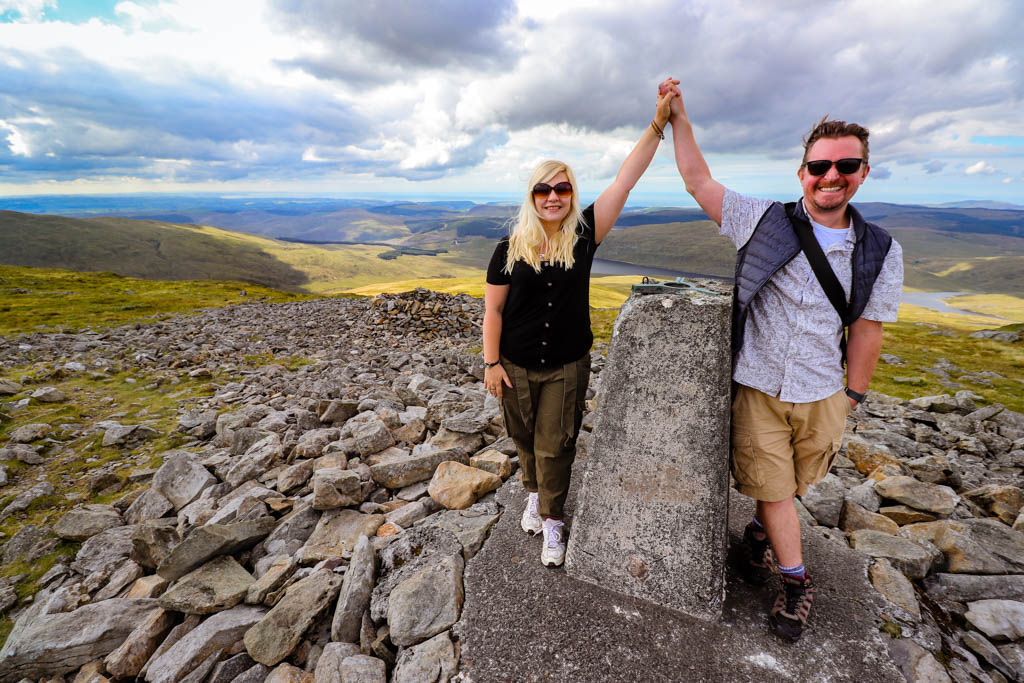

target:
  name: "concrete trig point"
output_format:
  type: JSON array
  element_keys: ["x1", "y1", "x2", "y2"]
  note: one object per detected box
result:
[{"x1": 565, "y1": 278, "x2": 733, "y2": 621}]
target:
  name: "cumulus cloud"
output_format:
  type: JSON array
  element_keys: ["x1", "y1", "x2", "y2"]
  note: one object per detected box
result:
[
  {"x1": 965, "y1": 161, "x2": 996, "y2": 175},
  {"x1": 922, "y1": 160, "x2": 946, "y2": 174},
  {"x1": 0, "y1": 0, "x2": 54, "y2": 22},
  {"x1": 870, "y1": 166, "x2": 892, "y2": 180}
]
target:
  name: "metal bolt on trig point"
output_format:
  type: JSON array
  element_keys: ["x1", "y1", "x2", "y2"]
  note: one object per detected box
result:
[{"x1": 631, "y1": 276, "x2": 723, "y2": 296}]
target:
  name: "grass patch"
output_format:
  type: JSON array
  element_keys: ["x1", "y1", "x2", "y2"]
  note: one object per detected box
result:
[
  {"x1": 942, "y1": 293, "x2": 1024, "y2": 323},
  {"x1": 0, "y1": 264, "x2": 311, "y2": 336}
]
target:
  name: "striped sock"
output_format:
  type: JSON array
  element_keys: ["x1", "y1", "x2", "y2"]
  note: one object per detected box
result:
[
  {"x1": 778, "y1": 563, "x2": 806, "y2": 579},
  {"x1": 751, "y1": 516, "x2": 764, "y2": 529}
]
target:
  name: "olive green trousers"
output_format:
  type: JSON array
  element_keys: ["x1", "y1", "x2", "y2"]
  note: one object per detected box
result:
[{"x1": 499, "y1": 354, "x2": 591, "y2": 520}]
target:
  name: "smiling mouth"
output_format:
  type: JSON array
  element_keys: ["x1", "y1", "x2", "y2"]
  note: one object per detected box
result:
[{"x1": 817, "y1": 185, "x2": 845, "y2": 193}]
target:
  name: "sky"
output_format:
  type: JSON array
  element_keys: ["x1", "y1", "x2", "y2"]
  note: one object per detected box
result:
[{"x1": 0, "y1": 0, "x2": 1022, "y2": 205}]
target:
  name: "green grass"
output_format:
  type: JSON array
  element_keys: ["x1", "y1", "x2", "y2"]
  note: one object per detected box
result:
[{"x1": 0, "y1": 264, "x2": 312, "y2": 336}]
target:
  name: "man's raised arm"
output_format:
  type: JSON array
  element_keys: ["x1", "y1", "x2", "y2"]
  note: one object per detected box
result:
[{"x1": 659, "y1": 78, "x2": 725, "y2": 226}]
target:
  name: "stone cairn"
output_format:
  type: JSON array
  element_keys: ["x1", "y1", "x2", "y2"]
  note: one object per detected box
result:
[
  {"x1": 0, "y1": 293, "x2": 1022, "y2": 682},
  {"x1": 369, "y1": 289, "x2": 481, "y2": 343}
]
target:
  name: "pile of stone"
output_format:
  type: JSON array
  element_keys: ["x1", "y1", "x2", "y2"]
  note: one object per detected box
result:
[
  {"x1": 369, "y1": 289, "x2": 481, "y2": 342},
  {"x1": 799, "y1": 389, "x2": 1024, "y2": 682}
]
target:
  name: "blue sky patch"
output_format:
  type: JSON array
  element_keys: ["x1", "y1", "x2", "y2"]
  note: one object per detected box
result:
[{"x1": 971, "y1": 136, "x2": 1024, "y2": 148}]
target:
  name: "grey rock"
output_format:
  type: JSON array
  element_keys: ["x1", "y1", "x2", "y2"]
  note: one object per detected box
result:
[
  {"x1": 440, "y1": 408, "x2": 489, "y2": 434},
  {"x1": 352, "y1": 420, "x2": 395, "y2": 457},
  {"x1": 72, "y1": 524, "x2": 138, "y2": 575},
  {"x1": 0, "y1": 598, "x2": 160, "y2": 680},
  {"x1": 339, "y1": 654, "x2": 386, "y2": 683},
  {"x1": 875, "y1": 476, "x2": 958, "y2": 515},
  {"x1": 869, "y1": 559, "x2": 920, "y2": 619},
  {"x1": 313, "y1": 467, "x2": 365, "y2": 509},
  {"x1": 369, "y1": 448, "x2": 467, "y2": 489},
  {"x1": 2, "y1": 524, "x2": 49, "y2": 563},
  {"x1": 145, "y1": 605, "x2": 267, "y2": 683},
  {"x1": 253, "y1": 502, "x2": 319, "y2": 563},
  {"x1": 0, "y1": 443, "x2": 44, "y2": 464},
  {"x1": 246, "y1": 555, "x2": 296, "y2": 605},
  {"x1": 416, "y1": 503, "x2": 501, "y2": 560},
  {"x1": 934, "y1": 519, "x2": 1024, "y2": 574},
  {"x1": 157, "y1": 517, "x2": 277, "y2": 580},
  {"x1": 800, "y1": 473, "x2": 846, "y2": 527},
  {"x1": 54, "y1": 504, "x2": 123, "y2": 542},
  {"x1": 208, "y1": 653, "x2": 257, "y2": 683},
  {"x1": 277, "y1": 459, "x2": 315, "y2": 495},
  {"x1": 226, "y1": 434, "x2": 283, "y2": 488},
  {"x1": 846, "y1": 481, "x2": 881, "y2": 512},
  {"x1": 385, "y1": 500, "x2": 430, "y2": 528},
  {"x1": 1, "y1": 481, "x2": 55, "y2": 517},
  {"x1": 93, "y1": 560, "x2": 144, "y2": 601},
  {"x1": 152, "y1": 451, "x2": 217, "y2": 510},
  {"x1": 243, "y1": 568, "x2": 343, "y2": 666},
  {"x1": 297, "y1": 509, "x2": 384, "y2": 564},
  {"x1": 923, "y1": 574, "x2": 1024, "y2": 603},
  {"x1": 392, "y1": 630, "x2": 458, "y2": 683},
  {"x1": 320, "y1": 400, "x2": 360, "y2": 425},
  {"x1": 294, "y1": 428, "x2": 340, "y2": 458},
  {"x1": 848, "y1": 529, "x2": 941, "y2": 579},
  {"x1": 332, "y1": 535, "x2": 377, "y2": 643},
  {"x1": 314, "y1": 643, "x2": 362, "y2": 683},
  {"x1": 229, "y1": 663, "x2": 272, "y2": 682},
  {"x1": 104, "y1": 607, "x2": 176, "y2": 680},
  {"x1": 965, "y1": 600, "x2": 1024, "y2": 641},
  {"x1": 124, "y1": 487, "x2": 175, "y2": 525},
  {"x1": 8, "y1": 422, "x2": 51, "y2": 443},
  {"x1": 370, "y1": 527, "x2": 463, "y2": 623},
  {"x1": 962, "y1": 631, "x2": 1017, "y2": 681},
  {"x1": 132, "y1": 518, "x2": 181, "y2": 569},
  {"x1": 159, "y1": 555, "x2": 255, "y2": 614},
  {"x1": 388, "y1": 552, "x2": 464, "y2": 648},
  {"x1": 886, "y1": 639, "x2": 952, "y2": 683},
  {"x1": 0, "y1": 377, "x2": 21, "y2": 394}
]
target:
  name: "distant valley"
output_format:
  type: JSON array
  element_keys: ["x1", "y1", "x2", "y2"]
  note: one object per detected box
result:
[{"x1": 2, "y1": 195, "x2": 1023, "y2": 297}]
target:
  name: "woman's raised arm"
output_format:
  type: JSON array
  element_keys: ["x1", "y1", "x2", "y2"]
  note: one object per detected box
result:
[{"x1": 592, "y1": 89, "x2": 675, "y2": 243}]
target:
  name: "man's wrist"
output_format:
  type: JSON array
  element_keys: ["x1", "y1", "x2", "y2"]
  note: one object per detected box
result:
[{"x1": 844, "y1": 386, "x2": 866, "y2": 404}]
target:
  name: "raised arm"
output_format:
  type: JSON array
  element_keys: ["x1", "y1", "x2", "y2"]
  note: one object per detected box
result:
[
  {"x1": 592, "y1": 89, "x2": 675, "y2": 243},
  {"x1": 660, "y1": 78, "x2": 725, "y2": 225}
]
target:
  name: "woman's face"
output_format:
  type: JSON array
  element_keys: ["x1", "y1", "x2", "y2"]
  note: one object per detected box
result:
[{"x1": 533, "y1": 171, "x2": 572, "y2": 227}]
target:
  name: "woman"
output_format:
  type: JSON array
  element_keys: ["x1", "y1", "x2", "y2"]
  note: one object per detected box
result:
[{"x1": 483, "y1": 89, "x2": 675, "y2": 567}]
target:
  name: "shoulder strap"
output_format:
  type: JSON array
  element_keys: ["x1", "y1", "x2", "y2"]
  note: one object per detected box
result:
[{"x1": 784, "y1": 202, "x2": 851, "y2": 325}]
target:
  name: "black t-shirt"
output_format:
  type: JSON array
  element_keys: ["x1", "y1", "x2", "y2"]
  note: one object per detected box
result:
[{"x1": 486, "y1": 203, "x2": 599, "y2": 369}]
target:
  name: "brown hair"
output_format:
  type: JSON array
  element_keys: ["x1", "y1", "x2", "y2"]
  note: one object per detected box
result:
[{"x1": 801, "y1": 116, "x2": 870, "y2": 164}]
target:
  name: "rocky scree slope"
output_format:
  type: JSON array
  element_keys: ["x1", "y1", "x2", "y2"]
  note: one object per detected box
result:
[{"x1": 0, "y1": 290, "x2": 1021, "y2": 681}]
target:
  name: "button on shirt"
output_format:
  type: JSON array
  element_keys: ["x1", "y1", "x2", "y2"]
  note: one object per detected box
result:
[
  {"x1": 486, "y1": 203, "x2": 599, "y2": 370},
  {"x1": 722, "y1": 190, "x2": 904, "y2": 403}
]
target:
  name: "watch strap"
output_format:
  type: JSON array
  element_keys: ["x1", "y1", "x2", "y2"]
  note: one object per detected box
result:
[
  {"x1": 845, "y1": 386, "x2": 866, "y2": 404},
  {"x1": 484, "y1": 360, "x2": 501, "y2": 368}
]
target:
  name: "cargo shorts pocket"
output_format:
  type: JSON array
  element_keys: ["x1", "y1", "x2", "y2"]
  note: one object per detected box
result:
[
  {"x1": 730, "y1": 429, "x2": 763, "y2": 489},
  {"x1": 808, "y1": 436, "x2": 843, "y2": 484}
]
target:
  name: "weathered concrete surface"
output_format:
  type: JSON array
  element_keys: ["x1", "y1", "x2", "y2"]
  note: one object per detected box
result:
[
  {"x1": 565, "y1": 287, "x2": 732, "y2": 620},
  {"x1": 456, "y1": 476, "x2": 904, "y2": 682}
]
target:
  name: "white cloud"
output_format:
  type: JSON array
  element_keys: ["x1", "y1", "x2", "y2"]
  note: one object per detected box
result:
[
  {"x1": 1002, "y1": 177, "x2": 1013, "y2": 183},
  {"x1": 965, "y1": 161, "x2": 996, "y2": 175},
  {"x1": 0, "y1": 119, "x2": 31, "y2": 156},
  {"x1": 0, "y1": 0, "x2": 54, "y2": 22}
]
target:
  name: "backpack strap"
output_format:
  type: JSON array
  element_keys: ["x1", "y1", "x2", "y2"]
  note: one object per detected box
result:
[{"x1": 785, "y1": 202, "x2": 851, "y2": 325}]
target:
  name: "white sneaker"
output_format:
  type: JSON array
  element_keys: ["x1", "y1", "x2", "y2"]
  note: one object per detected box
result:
[
  {"x1": 521, "y1": 492, "x2": 542, "y2": 535},
  {"x1": 541, "y1": 518, "x2": 566, "y2": 567}
]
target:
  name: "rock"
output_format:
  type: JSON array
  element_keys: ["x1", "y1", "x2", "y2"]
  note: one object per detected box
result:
[
  {"x1": 297, "y1": 509, "x2": 384, "y2": 564},
  {"x1": 320, "y1": 400, "x2": 360, "y2": 425},
  {"x1": 369, "y1": 448, "x2": 467, "y2": 489},
  {"x1": 969, "y1": 330, "x2": 1022, "y2": 343},
  {"x1": 207, "y1": 653, "x2": 257, "y2": 683},
  {"x1": 879, "y1": 505, "x2": 937, "y2": 525},
  {"x1": 145, "y1": 605, "x2": 267, "y2": 683},
  {"x1": 934, "y1": 519, "x2": 1024, "y2": 574},
  {"x1": 265, "y1": 662, "x2": 314, "y2": 682},
  {"x1": 339, "y1": 655, "x2": 386, "y2": 683},
  {"x1": 843, "y1": 435, "x2": 903, "y2": 476},
  {"x1": 909, "y1": 394, "x2": 960, "y2": 413},
  {"x1": 441, "y1": 408, "x2": 489, "y2": 434},
  {"x1": 157, "y1": 517, "x2": 277, "y2": 581},
  {"x1": 0, "y1": 598, "x2": 160, "y2": 680},
  {"x1": 874, "y1": 476, "x2": 958, "y2": 515},
  {"x1": 962, "y1": 631, "x2": 1018, "y2": 682},
  {"x1": 54, "y1": 504, "x2": 124, "y2": 542},
  {"x1": 277, "y1": 459, "x2": 315, "y2": 495},
  {"x1": 94, "y1": 560, "x2": 144, "y2": 601},
  {"x1": 923, "y1": 574, "x2": 1024, "y2": 603},
  {"x1": 869, "y1": 559, "x2": 921, "y2": 619},
  {"x1": 2, "y1": 524, "x2": 50, "y2": 563},
  {"x1": 314, "y1": 642, "x2": 361, "y2": 683},
  {"x1": 313, "y1": 467, "x2": 365, "y2": 509},
  {"x1": 0, "y1": 378, "x2": 21, "y2": 394},
  {"x1": 392, "y1": 630, "x2": 458, "y2": 683},
  {"x1": 469, "y1": 450, "x2": 512, "y2": 478},
  {"x1": 8, "y1": 422, "x2": 52, "y2": 443},
  {"x1": 246, "y1": 555, "x2": 297, "y2": 605},
  {"x1": 848, "y1": 529, "x2": 941, "y2": 579},
  {"x1": 886, "y1": 639, "x2": 952, "y2": 683},
  {"x1": 799, "y1": 473, "x2": 846, "y2": 527},
  {"x1": 159, "y1": 555, "x2": 255, "y2": 614},
  {"x1": 1, "y1": 480, "x2": 55, "y2": 517},
  {"x1": 417, "y1": 503, "x2": 501, "y2": 561},
  {"x1": 965, "y1": 600, "x2": 1024, "y2": 641},
  {"x1": 132, "y1": 518, "x2": 180, "y2": 569},
  {"x1": 294, "y1": 428, "x2": 340, "y2": 459},
  {"x1": 254, "y1": 502, "x2": 319, "y2": 562},
  {"x1": 126, "y1": 575, "x2": 169, "y2": 599},
  {"x1": 124, "y1": 488, "x2": 175, "y2": 525},
  {"x1": 244, "y1": 568, "x2": 343, "y2": 666},
  {"x1": 352, "y1": 420, "x2": 395, "y2": 457},
  {"x1": 0, "y1": 443, "x2": 44, "y2": 464},
  {"x1": 388, "y1": 552, "x2": 464, "y2": 648},
  {"x1": 225, "y1": 434, "x2": 284, "y2": 488},
  {"x1": 104, "y1": 608, "x2": 176, "y2": 680},
  {"x1": 152, "y1": 452, "x2": 217, "y2": 511},
  {"x1": 845, "y1": 481, "x2": 881, "y2": 512},
  {"x1": 72, "y1": 525, "x2": 137, "y2": 575},
  {"x1": 963, "y1": 485, "x2": 1024, "y2": 526},
  {"x1": 332, "y1": 535, "x2": 377, "y2": 643},
  {"x1": 998, "y1": 643, "x2": 1024, "y2": 680},
  {"x1": 840, "y1": 501, "x2": 900, "y2": 535},
  {"x1": 427, "y1": 461, "x2": 502, "y2": 510}
]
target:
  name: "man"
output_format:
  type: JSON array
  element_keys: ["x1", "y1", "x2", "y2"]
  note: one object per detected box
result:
[{"x1": 659, "y1": 78, "x2": 903, "y2": 641}]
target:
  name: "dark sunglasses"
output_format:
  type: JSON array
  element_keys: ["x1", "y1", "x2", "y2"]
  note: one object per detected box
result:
[
  {"x1": 532, "y1": 181, "x2": 573, "y2": 197},
  {"x1": 803, "y1": 158, "x2": 865, "y2": 176}
]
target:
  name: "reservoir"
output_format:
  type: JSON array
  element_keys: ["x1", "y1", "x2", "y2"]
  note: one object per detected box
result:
[{"x1": 591, "y1": 258, "x2": 728, "y2": 280}]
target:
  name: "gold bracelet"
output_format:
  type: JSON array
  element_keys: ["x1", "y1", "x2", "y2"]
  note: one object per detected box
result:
[{"x1": 651, "y1": 120, "x2": 665, "y2": 139}]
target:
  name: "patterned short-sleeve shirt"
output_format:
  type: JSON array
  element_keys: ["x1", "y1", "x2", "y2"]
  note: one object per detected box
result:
[{"x1": 721, "y1": 189, "x2": 904, "y2": 403}]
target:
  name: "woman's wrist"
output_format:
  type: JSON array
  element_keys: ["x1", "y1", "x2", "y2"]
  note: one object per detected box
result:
[{"x1": 484, "y1": 359, "x2": 501, "y2": 368}]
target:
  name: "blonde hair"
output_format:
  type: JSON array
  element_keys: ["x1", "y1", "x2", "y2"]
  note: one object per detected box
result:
[{"x1": 504, "y1": 160, "x2": 585, "y2": 274}]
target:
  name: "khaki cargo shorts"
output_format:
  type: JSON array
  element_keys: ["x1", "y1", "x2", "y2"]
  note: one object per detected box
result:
[{"x1": 731, "y1": 385, "x2": 850, "y2": 502}]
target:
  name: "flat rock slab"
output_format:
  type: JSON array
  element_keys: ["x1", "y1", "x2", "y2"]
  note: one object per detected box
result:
[
  {"x1": 566, "y1": 288, "x2": 732, "y2": 621},
  {"x1": 456, "y1": 477, "x2": 904, "y2": 682}
]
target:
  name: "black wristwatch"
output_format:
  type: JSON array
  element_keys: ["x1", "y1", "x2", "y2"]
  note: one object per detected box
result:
[
  {"x1": 844, "y1": 387, "x2": 866, "y2": 404},
  {"x1": 484, "y1": 360, "x2": 501, "y2": 369}
]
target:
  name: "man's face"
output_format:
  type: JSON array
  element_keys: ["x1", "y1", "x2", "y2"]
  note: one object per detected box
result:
[{"x1": 798, "y1": 136, "x2": 870, "y2": 215}]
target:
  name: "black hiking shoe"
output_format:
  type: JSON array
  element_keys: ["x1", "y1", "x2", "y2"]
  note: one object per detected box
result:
[
  {"x1": 770, "y1": 572, "x2": 815, "y2": 642},
  {"x1": 739, "y1": 523, "x2": 775, "y2": 585}
]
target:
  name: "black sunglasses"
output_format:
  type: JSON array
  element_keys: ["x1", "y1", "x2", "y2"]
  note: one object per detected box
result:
[
  {"x1": 532, "y1": 181, "x2": 573, "y2": 197},
  {"x1": 803, "y1": 158, "x2": 865, "y2": 176}
]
